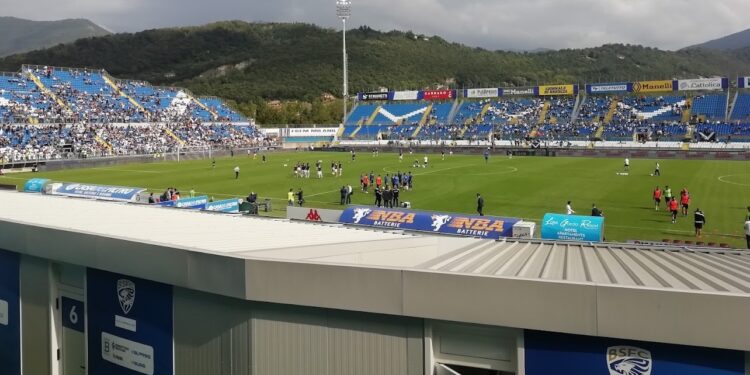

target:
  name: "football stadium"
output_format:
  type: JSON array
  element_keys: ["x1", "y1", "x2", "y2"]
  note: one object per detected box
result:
[{"x1": 2, "y1": 2, "x2": 750, "y2": 375}]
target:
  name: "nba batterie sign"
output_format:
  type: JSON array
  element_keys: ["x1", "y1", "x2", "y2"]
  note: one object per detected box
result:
[
  {"x1": 340, "y1": 206, "x2": 520, "y2": 239},
  {"x1": 524, "y1": 330, "x2": 744, "y2": 375}
]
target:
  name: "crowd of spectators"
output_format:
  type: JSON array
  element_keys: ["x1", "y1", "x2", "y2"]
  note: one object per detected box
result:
[{"x1": 0, "y1": 121, "x2": 267, "y2": 163}]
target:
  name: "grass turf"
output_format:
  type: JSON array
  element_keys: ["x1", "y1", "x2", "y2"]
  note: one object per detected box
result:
[{"x1": 2, "y1": 151, "x2": 749, "y2": 248}]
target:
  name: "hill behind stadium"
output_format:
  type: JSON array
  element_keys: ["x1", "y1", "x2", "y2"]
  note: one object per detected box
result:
[{"x1": 2, "y1": 21, "x2": 750, "y2": 123}]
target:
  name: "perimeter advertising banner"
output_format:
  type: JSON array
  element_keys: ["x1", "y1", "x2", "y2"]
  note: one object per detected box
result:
[
  {"x1": 421, "y1": 90, "x2": 456, "y2": 100},
  {"x1": 23, "y1": 178, "x2": 50, "y2": 193},
  {"x1": 358, "y1": 92, "x2": 391, "y2": 101},
  {"x1": 339, "y1": 206, "x2": 520, "y2": 239},
  {"x1": 502, "y1": 87, "x2": 536, "y2": 96},
  {"x1": 586, "y1": 83, "x2": 631, "y2": 94},
  {"x1": 392, "y1": 91, "x2": 421, "y2": 101},
  {"x1": 540, "y1": 213, "x2": 604, "y2": 242},
  {"x1": 0, "y1": 249, "x2": 20, "y2": 375},
  {"x1": 465, "y1": 88, "x2": 500, "y2": 98},
  {"x1": 204, "y1": 198, "x2": 240, "y2": 213},
  {"x1": 537, "y1": 84, "x2": 577, "y2": 96},
  {"x1": 632, "y1": 80, "x2": 674, "y2": 93},
  {"x1": 287, "y1": 128, "x2": 339, "y2": 137},
  {"x1": 676, "y1": 78, "x2": 727, "y2": 91},
  {"x1": 87, "y1": 268, "x2": 173, "y2": 375},
  {"x1": 51, "y1": 183, "x2": 146, "y2": 202},
  {"x1": 525, "y1": 330, "x2": 744, "y2": 375},
  {"x1": 160, "y1": 195, "x2": 208, "y2": 209},
  {"x1": 738, "y1": 77, "x2": 750, "y2": 89}
]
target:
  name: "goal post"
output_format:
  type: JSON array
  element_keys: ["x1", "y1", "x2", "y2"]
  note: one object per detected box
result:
[{"x1": 174, "y1": 145, "x2": 212, "y2": 162}]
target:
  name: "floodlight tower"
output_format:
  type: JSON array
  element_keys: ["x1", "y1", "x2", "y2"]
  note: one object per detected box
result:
[{"x1": 336, "y1": 0, "x2": 351, "y2": 125}]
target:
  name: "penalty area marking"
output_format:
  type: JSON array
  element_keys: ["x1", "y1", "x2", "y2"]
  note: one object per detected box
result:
[{"x1": 717, "y1": 174, "x2": 750, "y2": 188}]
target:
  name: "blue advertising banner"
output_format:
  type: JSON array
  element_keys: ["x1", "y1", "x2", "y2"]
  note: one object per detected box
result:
[
  {"x1": 541, "y1": 213, "x2": 604, "y2": 242},
  {"x1": 339, "y1": 206, "x2": 520, "y2": 239},
  {"x1": 61, "y1": 297, "x2": 85, "y2": 333},
  {"x1": 87, "y1": 268, "x2": 173, "y2": 375},
  {"x1": 160, "y1": 195, "x2": 208, "y2": 209},
  {"x1": 0, "y1": 249, "x2": 20, "y2": 375},
  {"x1": 204, "y1": 198, "x2": 240, "y2": 213},
  {"x1": 52, "y1": 183, "x2": 145, "y2": 202},
  {"x1": 23, "y1": 178, "x2": 50, "y2": 193},
  {"x1": 587, "y1": 83, "x2": 631, "y2": 94},
  {"x1": 357, "y1": 92, "x2": 392, "y2": 101},
  {"x1": 525, "y1": 330, "x2": 744, "y2": 375}
]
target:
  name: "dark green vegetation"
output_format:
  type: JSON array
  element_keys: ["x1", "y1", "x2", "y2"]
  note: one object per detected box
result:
[
  {"x1": 0, "y1": 17, "x2": 109, "y2": 57},
  {"x1": 2, "y1": 152, "x2": 748, "y2": 248},
  {"x1": 2, "y1": 22, "x2": 750, "y2": 124}
]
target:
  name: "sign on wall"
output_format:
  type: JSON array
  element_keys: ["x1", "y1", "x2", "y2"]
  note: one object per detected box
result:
[
  {"x1": 465, "y1": 88, "x2": 500, "y2": 98},
  {"x1": 160, "y1": 196, "x2": 208, "y2": 210},
  {"x1": 524, "y1": 330, "x2": 744, "y2": 375},
  {"x1": 340, "y1": 206, "x2": 520, "y2": 239},
  {"x1": 540, "y1": 213, "x2": 604, "y2": 242},
  {"x1": 632, "y1": 80, "x2": 674, "y2": 93},
  {"x1": 51, "y1": 183, "x2": 146, "y2": 202},
  {"x1": 676, "y1": 78, "x2": 726, "y2": 91},
  {"x1": 587, "y1": 83, "x2": 630, "y2": 94},
  {"x1": 537, "y1": 84, "x2": 577, "y2": 96},
  {"x1": 23, "y1": 178, "x2": 50, "y2": 193},
  {"x1": 87, "y1": 268, "x2": 173, "y2": 375},
  {"x1": 204, "y1": 199, "x2": 240, "y2": 213},
  {"x1": 0, "y1": 249, "x2": 20, "y2": 375}
]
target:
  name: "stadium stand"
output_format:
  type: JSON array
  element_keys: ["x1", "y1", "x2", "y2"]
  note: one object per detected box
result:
[
  {"x1": 0, "y1": 66, "x2": 246, "y2": 124},
  {"x1": 691, "y1": 94, "x2": 727, "y2": 120},
  {"x1": 731, "y1": 93, "x2": 750, "y2": 121}
]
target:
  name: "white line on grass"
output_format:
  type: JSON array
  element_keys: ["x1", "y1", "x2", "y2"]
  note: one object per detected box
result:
[{"x1": 717, "y1": 174, "x2": 750, "y2": 188}]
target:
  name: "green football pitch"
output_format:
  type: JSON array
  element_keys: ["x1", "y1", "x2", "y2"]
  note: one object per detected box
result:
[{"x1": 2, "y1": 151, "x2": 749, "y2": 248}]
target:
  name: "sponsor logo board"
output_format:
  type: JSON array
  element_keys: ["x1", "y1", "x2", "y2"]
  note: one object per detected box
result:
[
  {"x1": 340, "y1": 206, "x2": 519, "y2": 239},
  {"x1": 677, "y1": 78, "x2": 724, "y2": 91},
  {"x1": 538, "y1": 84, "x2": 576, "y2": 96},
  {"x1": 465, "y1": 88, "x2": 499, "y2": 98},
  {"x1": 632, "y1": 80, "x2": 674, "y2": 93}
]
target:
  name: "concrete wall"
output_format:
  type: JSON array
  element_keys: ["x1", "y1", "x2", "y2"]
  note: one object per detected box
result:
[
  {"x1": 173, "y1": 287, "x2": 424, "y2": 375},
  {"x1": 20, "y1": 255, "x2": 51, "y2": 375}
]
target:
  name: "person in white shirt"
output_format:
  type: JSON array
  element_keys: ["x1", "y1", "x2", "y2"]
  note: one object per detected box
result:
[
  {"x1": 566, "y1": 201, "x2": 575, "y2": 215},
  {"x1": 624, "y1": 158, "x2": 630, "y2": 172},
  {"x1": 234, "y1": 166, "x2": 240, "y2": 179}
]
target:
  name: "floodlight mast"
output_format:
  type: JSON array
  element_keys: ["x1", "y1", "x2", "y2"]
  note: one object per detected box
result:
[{"x1": 337, "y1": 0, "x2": 351, "y2": 126}]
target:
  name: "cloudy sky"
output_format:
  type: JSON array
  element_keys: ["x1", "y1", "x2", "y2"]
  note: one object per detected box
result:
[{"x1": 7, "y1": 0, "x2": 750, "y2": 51}]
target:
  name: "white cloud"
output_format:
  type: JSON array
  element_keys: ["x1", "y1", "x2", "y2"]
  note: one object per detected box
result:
[{"x1": 4, "y1": 0, "x2": 750, "y2": 50}]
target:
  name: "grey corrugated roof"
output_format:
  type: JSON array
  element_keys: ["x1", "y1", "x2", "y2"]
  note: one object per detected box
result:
[
  {"x1": 0, "y1": 191, "x2": 435, "y2": 256},
  {"x1": 2, "y1": 191, "x2": 749, "y2": 295},
  {"x1": 415, "y1": 240, "x2": 750, "y2": 293}
]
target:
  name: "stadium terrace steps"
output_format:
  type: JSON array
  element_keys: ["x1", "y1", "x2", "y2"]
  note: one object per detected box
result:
[
  {"x1": 479, "y1": 102, "x2": 492, "y2": 123},
  {"x1": 603, "y1": 98, "x2": 619, "y2": 124},
  {"x1": 684, "y1": 124, "x2": 695, "y2": 140},
  {"x1": 164, "y1": 128, "x2": 186, "y2": 146},
  {"x1": 26, "y1": 71, "x2": 71, "y2": 112},
  {"x1": 103, "y1": 74, "x2": 146, "y2": 113},
  {"x1": 411, "y1": 103, "x2": 434, "y2": 138},
  {"x1": 365, "y1": 106, "x2": 381, "y2": 125},
  {"x1": 94, "y1": 135, "x2": 112, "y2": 151},
  {"x1": 349, "y1": 125, "x2": 363, "y2": 138},
  {"x1": 537, "y1": 101, "x2": 550, "y2": 125},
  {"x1": 186, "y1": 91, "x2": 218, "y2": 119},
  {"x1": 681, "y1": 97, "x2": 693, "y2": 123}
]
